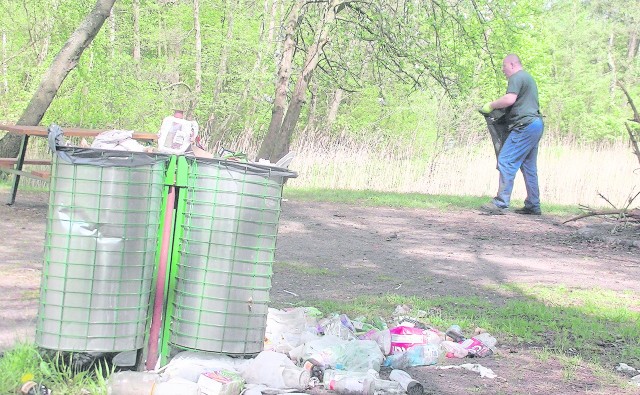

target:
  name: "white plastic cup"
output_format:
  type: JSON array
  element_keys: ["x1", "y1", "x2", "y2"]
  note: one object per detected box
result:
[
  {"x1": 373, "y1": 378, "x2": 404, "y2": 394},
  {"x1": 107, "y1": 371, "x2": 159, "y2": 395},
  {"x1": 280, "y1": 366, "x2": 311, "y2": 390}
]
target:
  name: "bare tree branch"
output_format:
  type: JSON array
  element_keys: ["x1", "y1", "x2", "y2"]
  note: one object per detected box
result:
[
  {"x1": 563, "y1": 208, "x2": 640, "y2": 224},
  {"x1": 618, "y1": 81, "x2": 640, "y2": 122}
]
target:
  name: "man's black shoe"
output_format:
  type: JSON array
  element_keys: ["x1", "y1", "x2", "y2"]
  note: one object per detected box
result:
[{"x1": 514, "y1": 207, "x2": 541, "y2": 215}]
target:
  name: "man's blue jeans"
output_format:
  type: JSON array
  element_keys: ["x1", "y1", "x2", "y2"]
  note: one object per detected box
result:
[{"x1": 492, "y1": 117, "x2": 544, "y2": 210}]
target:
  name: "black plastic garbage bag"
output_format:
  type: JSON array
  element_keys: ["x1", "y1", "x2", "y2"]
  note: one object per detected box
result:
[{"x1": 480, "y1": 108, "x2": 510, "y2": 164}]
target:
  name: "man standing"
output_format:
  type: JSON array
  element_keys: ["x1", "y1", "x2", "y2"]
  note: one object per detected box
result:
[{"x1": 479, "y1": 54, "x2": 544, "y2": 215}]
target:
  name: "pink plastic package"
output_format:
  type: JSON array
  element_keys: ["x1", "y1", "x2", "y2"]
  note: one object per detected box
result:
[
  {"x1": 389, "y1": 326, "x2": 442, "y2": 354},
  {"x1": 460, "y1": 337, "x2": 493, "y2": 357}
]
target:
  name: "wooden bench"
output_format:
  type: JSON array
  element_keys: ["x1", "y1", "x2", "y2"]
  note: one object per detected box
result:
[
  {"x1": 0, "y1": 158, "x2": 52, "y2": 181},
  {"x1": 0, "y1": 158, "x2": 53, "y2": 167},
  {"x1": 0, "y1": 124, "x2": 158, "y2": 205}
]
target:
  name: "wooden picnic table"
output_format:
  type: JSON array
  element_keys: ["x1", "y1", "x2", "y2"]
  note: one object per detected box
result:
[{"x1": 0, "y1": 124, "x2": 157, "y2": 205}]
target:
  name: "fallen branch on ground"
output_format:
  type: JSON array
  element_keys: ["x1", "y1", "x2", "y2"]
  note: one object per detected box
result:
[{"x1": 563, "y1": 208, "x2": 640, "y2": 224}]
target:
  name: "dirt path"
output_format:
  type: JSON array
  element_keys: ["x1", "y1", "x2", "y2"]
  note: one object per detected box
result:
[
  {"x1": 273, "y1": 201, "x2": 639, "y2": 395},
  {"x1": 1, "y1": 191, "x2": 638, "y2": 394}
]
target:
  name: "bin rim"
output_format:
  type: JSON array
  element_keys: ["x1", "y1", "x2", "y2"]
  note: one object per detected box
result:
[
  {"x1": 52, "y1": 146, "x2": 172, "y2": 167},
  {"x1": 186, "y1": 156, "x2": 298, "y2": 179}
]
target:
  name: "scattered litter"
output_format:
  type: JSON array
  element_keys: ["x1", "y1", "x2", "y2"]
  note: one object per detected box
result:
[
  {"x1": 105, "y1": 305, "x2": 501, "y2": 394},
  {"x1": 437, "y1": 363, "x2": 498, "y2": 379}
]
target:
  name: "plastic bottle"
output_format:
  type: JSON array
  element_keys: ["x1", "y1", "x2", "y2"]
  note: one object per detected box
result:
[
  {"x1": 440, "y1": 340, "x2": 469, "y2": 358},
  {"x1": 373, "y1": 378, "x2": 404, "y2": 394},
  {"x1": 352, "y1": 316, "x2": 377, "y2": 333},
  {"x1": 445, "y1": 325, "x2": 466, "y2": 343},
  {"x1": 322, "y1": 369, "x2": 378, "y2": 389},
  {"x1": 373, "y1": 316, "x2": 389, "y2": 330},
  {"x1": 397, "y1": 317, "x2": 428, "y2": 329},
  {"x1": 335, "y1": 339, "x2": 384, "y2": 372},
  {"x1": 383, "y1": 344, "x2": 440, "y2": 369},
  {"x1": 243, "y1": 350, "x2": 310, "y2": 389},
  {"x1": 303, "y1": 357, "x2": 327, "y2": 381},
  {"x1": 460, "y1": 336, "x2": 493, "y2": 358},
  {"x1": 107, "y1": 371, "x2": 159, "y2": 395},
  {"x1": 473, "y1": 333, "x2": 497, "y2": 348},
  {"x1": 329, "y1": 377, "x2": 375, "y2": 395},
  {"x1": 389, "y1": 369, "x2": 424, "y2": 395},
  {"x1": 320, "y1": 314, "x2": 357, "y2": 340},
  {"x1": 360, "y1": 329, "x2": 391, "y2": 355},
  {"x1": 389, "y1": 325, "x2": 442, "y2": 354}
]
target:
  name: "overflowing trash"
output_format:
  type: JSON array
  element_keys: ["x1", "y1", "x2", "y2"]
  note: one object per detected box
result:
[{"x1": 107, "y1": 305, "x2": 500, "y2": 394}]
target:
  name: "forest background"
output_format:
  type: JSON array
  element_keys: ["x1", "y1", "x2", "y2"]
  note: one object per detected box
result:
[{"x1": 0, "y1": 0, "x2": 639, "y2": 208}]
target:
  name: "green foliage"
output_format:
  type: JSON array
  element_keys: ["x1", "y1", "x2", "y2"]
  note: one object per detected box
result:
[{"x1": 0, "y1": 0, "x2": 638, "y2": 147}]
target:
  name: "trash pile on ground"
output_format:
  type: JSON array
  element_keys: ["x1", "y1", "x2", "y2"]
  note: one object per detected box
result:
[{"x1": 107, "y1": 305, "x2": 499, "y2": 394}]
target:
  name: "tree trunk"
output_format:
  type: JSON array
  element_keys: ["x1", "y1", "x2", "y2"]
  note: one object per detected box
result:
[
  {"x1": 109, "y1": 6, "x2": 116, "y2": 59},
  {"x1": 35, "y1": 0, "x2": 60, "y2": 66},
  {"x1": 157, "y1": 19, "x2": 163, "y2": 58},
  {"x1": 628, "y1": 29, "x2": 638, "y2": 61},
  {"x1": 0, "y1": 0, "x2": 116, "y2": 159},
  {"x1": 304, "y1": 78, "x2": 319, "y2": 135},
  {"x1": 256, "y1": 0, "x2": 304, "y2": 161},
  {"x1": 325, "y1": 87, "x2": 344, "y2": 130},
  {"x1": 607, "y1": 31, "x2": 616, "y2": 95},
  {"x1": 1, "y1": 30, "x2": 7, "y2": 95},
  {"x1": 205, "y1": 0, "x2": 236, "y2": 138},
  {"x1": 194, "y1": 0, "x2": 202, "y2": 94},
  {"x1": 217, "y1": 0, "x2": 275, "y2": 145},
  {"x1": 241, "y1": 0, "x2": 279, "y2": 131},
  {"x1": 258, "y1": 0, "x2": 342, "y2": 162},
  {"x1": 166, "y1": 37, "x2": 181, "y2": 86},
  {"x1": 133, "y1": 0, "x2": 141, "y2": 63}
]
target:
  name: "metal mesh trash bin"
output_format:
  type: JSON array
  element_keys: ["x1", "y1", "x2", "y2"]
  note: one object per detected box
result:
[
  {"x1": 169, "y1": 158, "x2": 296, "y2": 355},
  {"x1": 35, "y1": 148, "x2": 170, "y2": 352}
]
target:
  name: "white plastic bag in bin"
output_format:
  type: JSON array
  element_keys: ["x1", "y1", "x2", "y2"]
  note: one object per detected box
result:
[{"x1": 157, "y1": 116, "x2": 199, "y2": 155}]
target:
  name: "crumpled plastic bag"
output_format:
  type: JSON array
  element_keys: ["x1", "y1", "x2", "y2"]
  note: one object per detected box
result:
[
  {"x1": 91, "y1": 129, "x2": 146, "y2": 152},
  {"x1": 240, "y1": 351, "x2": 309, "y2": 390},
  {"x1": 162, "y1": 351, "x2": 247, "y2": 382},
  {"x1": 264, "y1": 307, "x2": 321, "y2": 353},
  {"x1": 300, "y1": 335, "x2": 384, "y2": 372},
  {"x1": 437, "y1": 363, "x2": 498, "y2": 379}
]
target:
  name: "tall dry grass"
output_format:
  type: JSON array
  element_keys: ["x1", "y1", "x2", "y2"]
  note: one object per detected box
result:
[{"x1": 284, "y1": 134, "x2": 639, "y2": 209}]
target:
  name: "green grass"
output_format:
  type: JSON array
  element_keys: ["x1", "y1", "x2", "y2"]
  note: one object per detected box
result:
[
  {"x1": 301, "y1": 284, "x2": 640, "y2": 371},
  {"x1": 0, "y1": 178, "x2": 48, "y2": 192},
  {"x1": 276, "y1": 261, "x2": 332, "y2": 276},
  {"x1": 0, "y1": 346, "x2": 112, "y2": 395},
  {"x1": 0, "y1": 343, "x2": 43, "y2": 391},
  {"x1": 283, "y1": 187, "x2": 583, "y2": 216}
]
